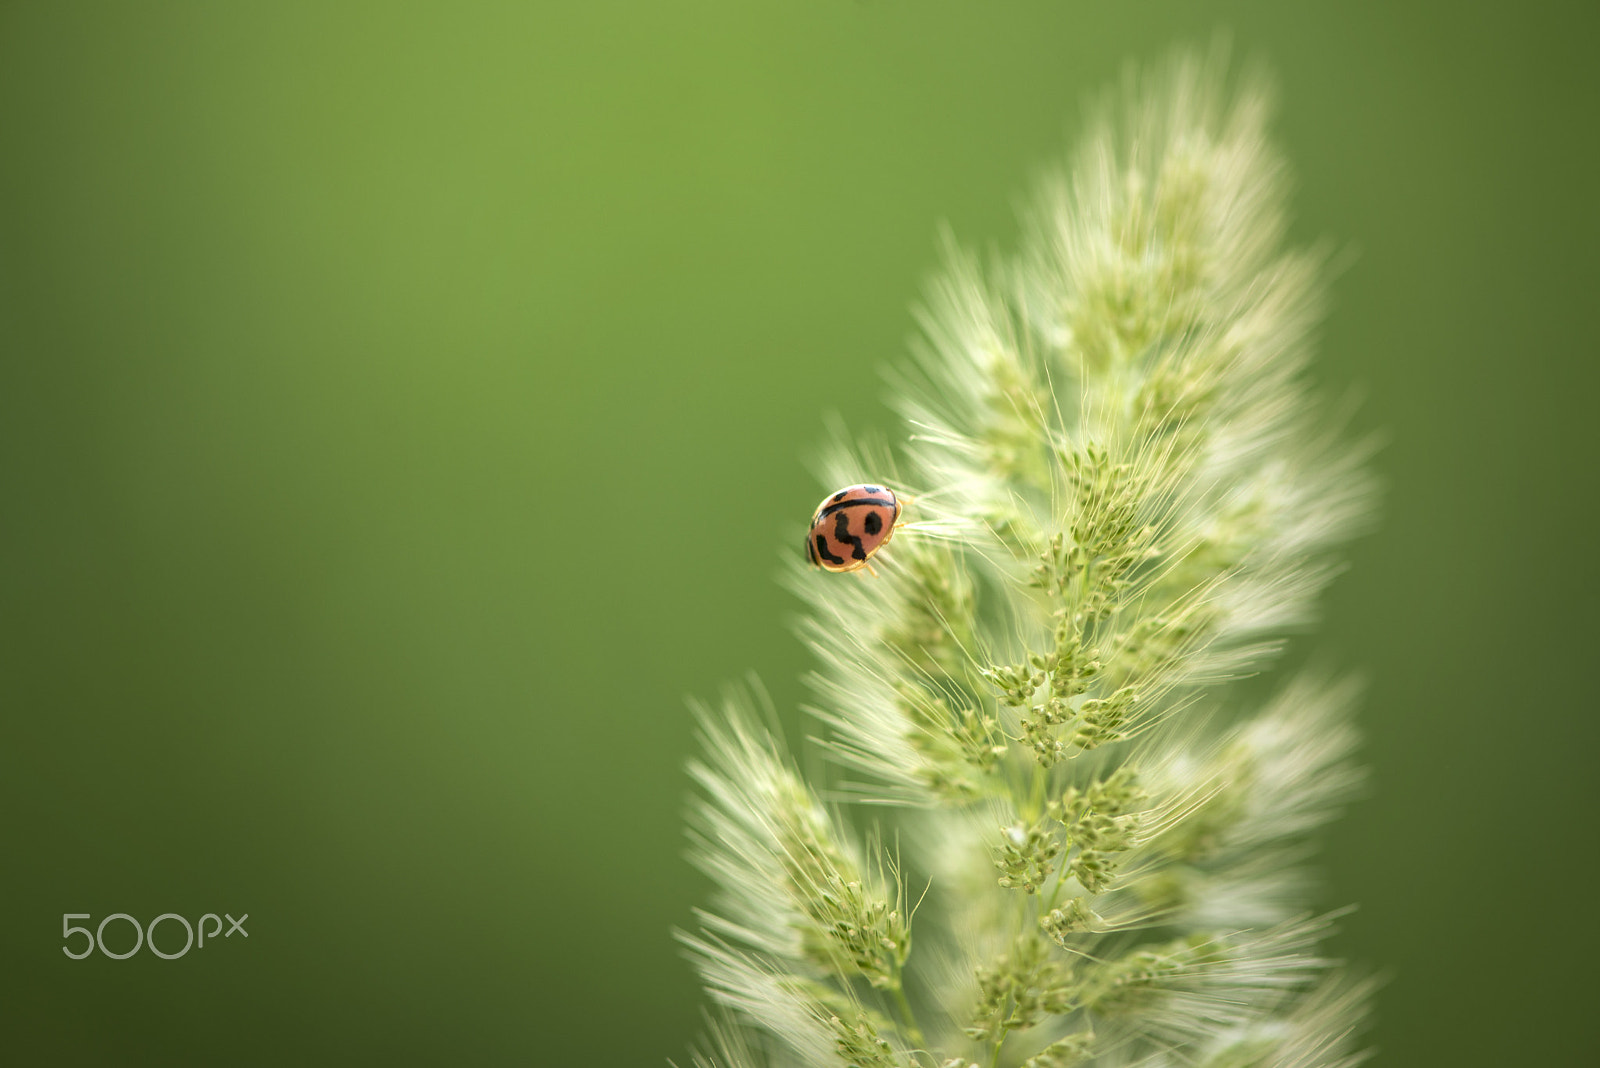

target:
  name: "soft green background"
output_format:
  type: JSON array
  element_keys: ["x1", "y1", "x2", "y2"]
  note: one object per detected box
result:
[{"x1": 2, "y1": 2, "x2": 1595, "y2": 1064}]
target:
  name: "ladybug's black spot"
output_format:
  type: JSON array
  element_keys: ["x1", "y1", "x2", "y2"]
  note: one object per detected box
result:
[
  {"x1": 831, "y1": 490, "x2": 848, "y2": 502},
  {"x1": 863, "y1": 510, "x2": 883, "y2": 536},
  {"x1": 861, "y1": 485, "x2": 880, "y2": 495},
  {"x1": 815, "y1": 496, "x2": 895, "y2": 522},
  {"x1": 815, "y1": 533, "x2": 845, "y2": 566},
  {"x1": 806, "y1": 533, "x2": 819, "y2": 565},
  {"x1": 835, "y1": 510, "x2": 868, "y2": 561}
]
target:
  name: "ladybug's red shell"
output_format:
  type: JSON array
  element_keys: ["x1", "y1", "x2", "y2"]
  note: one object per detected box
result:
[{"x1": 805, "y1": 484, "x2": 901, "y2": 573}]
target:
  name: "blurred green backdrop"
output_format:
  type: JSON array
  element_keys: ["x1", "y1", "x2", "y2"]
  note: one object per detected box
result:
[{"x1": 2, "y1": 2, "x2": 1596, "y2": 1064}]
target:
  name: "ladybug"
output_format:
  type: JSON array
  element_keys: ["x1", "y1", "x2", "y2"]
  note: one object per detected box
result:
[{"x1": 805, "y1": 484, "x2": 902, "y2": 573}]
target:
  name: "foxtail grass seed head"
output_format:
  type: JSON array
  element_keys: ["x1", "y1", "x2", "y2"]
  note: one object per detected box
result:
[{"x1": 681, "y1": 47, "x2": 1377, "y2": 1068}]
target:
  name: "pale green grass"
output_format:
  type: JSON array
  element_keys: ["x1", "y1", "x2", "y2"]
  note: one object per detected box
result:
[{"x1": 681, "y1": 47, "x2": 1376, "y2": 1068}]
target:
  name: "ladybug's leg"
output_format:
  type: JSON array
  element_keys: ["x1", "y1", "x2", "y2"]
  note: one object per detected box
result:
[{"x1": 891, "y1": 493, "x2": 914, "y2": 532}]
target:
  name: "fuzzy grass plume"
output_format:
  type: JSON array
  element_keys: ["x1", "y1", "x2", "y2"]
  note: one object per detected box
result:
[{"x1": 681, "y1": 49, "x2": 1376, "y2": 1068}]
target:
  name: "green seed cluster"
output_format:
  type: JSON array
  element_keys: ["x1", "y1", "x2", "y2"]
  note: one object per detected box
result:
[
  {"x1": 1050, "y1": 768, "x2": 1148, "y2": 894},
  {"x1": 965, "y1": 937, "x2": 1078, "y2": 1045},
  {"x1": 1020, "y1": 1030, "x2": 1096, "y2": 1068},
  {"x1": 773, "y1": 783, "x2": 910, "y2": 992},
  {"x1": 882, "y1": 543, "x2": 977, "y2": 678},
  {"x1": 993, "y1": 817, "x2": 1063, "y2": 895},
  {"x1": 828, "y1": 1010, "x2": 903, "y2": 1068},
  {"x1": 1039, "y1": 898, "x2": 1099, "y2": 944},
  {"x1": 1085, "y1": 935, "x2": 1222, "y2": 1017},
  {"x1": 898, "y1": 683, "x2": 1005, "y2": 800}
]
